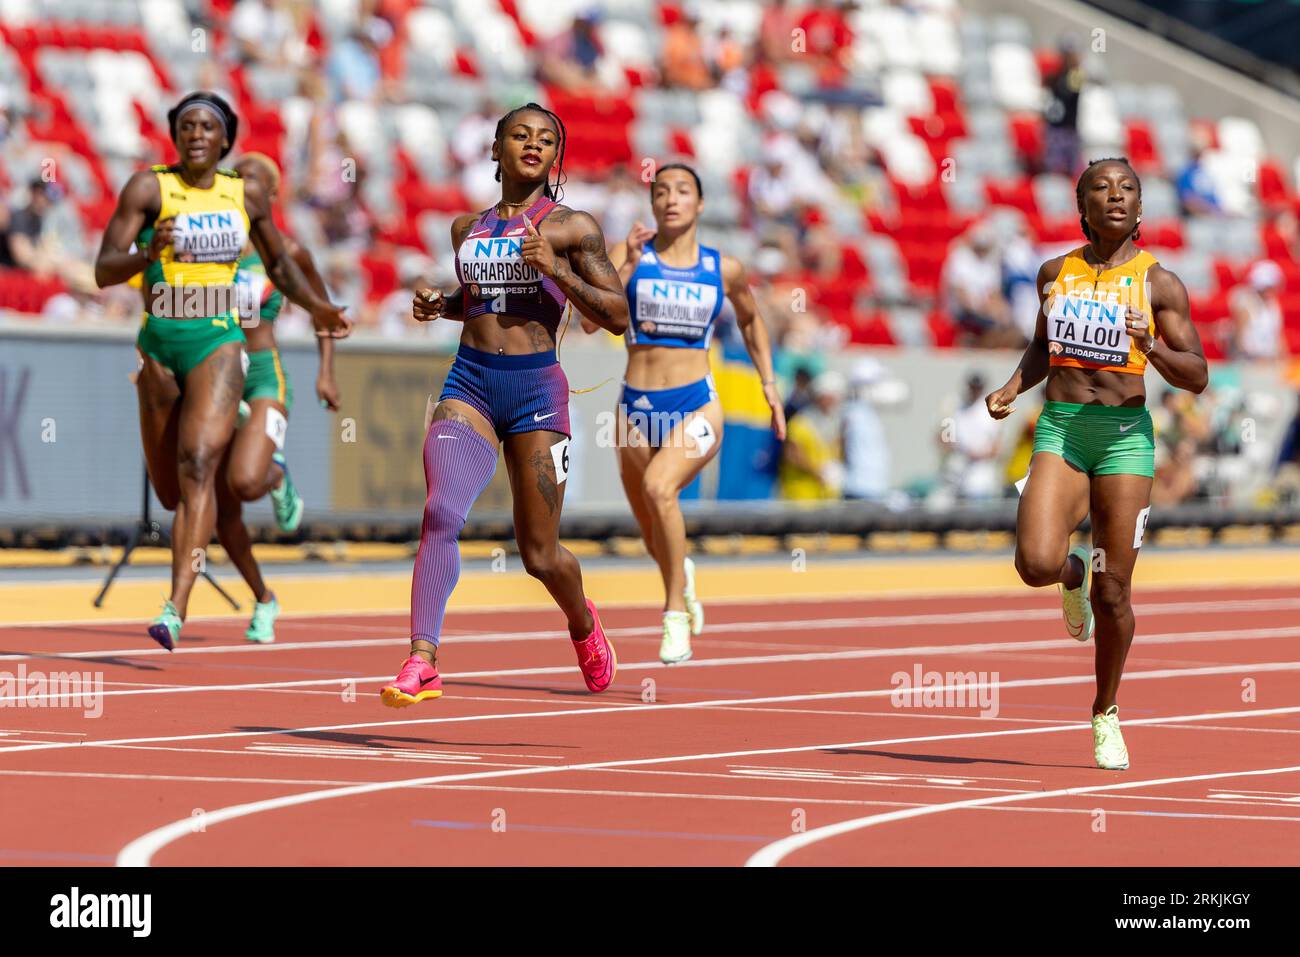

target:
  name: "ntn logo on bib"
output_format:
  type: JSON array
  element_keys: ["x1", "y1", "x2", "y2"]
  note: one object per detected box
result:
[
  {"x1": 172, "y1": 210, "x2": 246, "y2": 263},
  {"x1": 634, "y1": 278, "x2": 719, "y2": 338},
  {"x1": 457, "y1": 237, "x2": 542, "y2": 293},
  {"x1": 1048, "y1": 293, "x2": 1132, "y2": 366}
]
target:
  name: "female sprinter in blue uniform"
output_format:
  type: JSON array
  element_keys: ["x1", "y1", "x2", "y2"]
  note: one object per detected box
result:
[
  {"x1": 94, "y1": 92, "x2": 349, "y2": 650},
  {"x1": 587, "y1": 163, "x2": 785, "y2": 663},
  {"x1": 381, "y1": 103, "x2": 630, "y2": 706},
  {"x1": 986, "y1": 157, "x2": 1207, "y2": 769}
]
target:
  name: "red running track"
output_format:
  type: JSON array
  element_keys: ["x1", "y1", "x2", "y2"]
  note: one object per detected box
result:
[{"x1": 1, "y1": 586, "x2": 1299, "y2": 866}]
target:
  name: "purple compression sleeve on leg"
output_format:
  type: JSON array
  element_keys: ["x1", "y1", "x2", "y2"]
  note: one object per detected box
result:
[{"x1": 410, "y1": 417, "x2": 498, "y2": 646}]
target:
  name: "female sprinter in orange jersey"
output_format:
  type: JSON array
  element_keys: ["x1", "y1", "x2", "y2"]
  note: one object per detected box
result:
[{"x1": 986, "y1": 157, "x2": 1207, "y2": 769}]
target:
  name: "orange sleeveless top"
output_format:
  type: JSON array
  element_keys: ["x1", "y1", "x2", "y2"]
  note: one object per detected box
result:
[{"x1": 1046, "y1": 246, "x2": 1159, "y2": 376}]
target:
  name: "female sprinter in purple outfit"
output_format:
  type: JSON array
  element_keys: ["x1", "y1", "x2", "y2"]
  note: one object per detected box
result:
[{"x1": 381, "y1": 103, "x2": 630, "y2": 706}]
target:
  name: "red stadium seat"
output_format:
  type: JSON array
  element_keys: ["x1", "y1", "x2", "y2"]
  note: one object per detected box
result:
[
  {"x1": 928, "y1": 310, "x2": 958, "y2": 348},
  {"x1": 1125, "y1": 120, "x2": 1161, "y2": 174},
  {"x1": 1007, "y1": 113, "x2": 1044, "y2": 166},
  {"x1": 1257, "y1": 160, "x2": 1291, "y2": 210}
]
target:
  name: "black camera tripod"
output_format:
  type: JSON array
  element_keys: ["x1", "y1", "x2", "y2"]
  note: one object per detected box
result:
[{"x1": 93, "y1": 464, "x2": 240, "y2": 610}]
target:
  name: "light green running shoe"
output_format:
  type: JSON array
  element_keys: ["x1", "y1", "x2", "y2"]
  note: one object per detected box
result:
[
  {"x1": 245, "y1": 595, "x2": 280, "y2": 644},
  {"x1": 659, "y1": 610, "x2": 693, "y2": 664},
  {"x1": 147, "y1": 599, "x2": 182, "y2": 651},
  {"x1": 1093, "y1": 705, "x2": 1130, "y2": 770},
  {"x1": 236, "y1": 400, "x2": 251, "y2": 428},
  {"x1": 683, "y1": 556, "x2": 704, "y2": 637},
  {"x1": 1060, "y1": 544, "x2": 1094, "y2": 642},
  {"x1": 269, "y1": 452, "x2": 304, "y2": 532}
]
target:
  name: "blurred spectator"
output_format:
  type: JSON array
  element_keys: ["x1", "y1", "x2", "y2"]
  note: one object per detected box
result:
[
  {"x1": 760, "y1": 0, "x2": 799, "y2": 63},
  {"x1": 940, "y1": 373, "x2": 1003, "y2": 500},
  {"x1": 538, "y1": 11, "x2": 605, "y2": 92},
  {"x1": 708, "y1": 26, "x2": 747, "y2": 87},
  {"x1": 601, "y1": 164, "x2": 648, "y2": 252},
  {"x1": 780, "y1": 370, "x2": 846, "y2": 500},
  {"x1": 376, "y1": 256, "x2": 459, "y2": 347},
  {"x1": 749, "y1": 139, "x2": 801, "y2": 227},
  {"x1": 662, "y1": 7, "x2": 712, "y2": 90},
  {"x1": 1, "y1": 179, "x2": 54, "y2": 274},
  {"x1": 1177, "y1": 133, "x2": 1221, "y2": 217},
  {"x1": 797, "y1": 0, "x2": 854, "y2": 68},
  {"x1": 0, "y1": 82, "x2": 12, "y2": 146},
  {"x1": 1002, "y1": 402, "x2": 1041, "y2": 493},
  {"x1": 842, "y1": 358, "x2": 891, "y2": 500},
  {"x1": 1152, "y1": 436, "x2": 1198, "y2": 505},
  {"x1": 942, "y1": 222, "x2": 1021, "y2": 348},
  {"x1": 783, "y1": 365, "x2": 816, "y2": 421},
  {"x1": 999, "y1": 213, "x2": 1041, "y2": 343},
  {"x1": 327, "y1": 22, "x2": 386, "y2": 102},
  {"x1": 1227, "y1": 260, "x2": 1286, "y2": 360},
  {"x1": 1041, "y1": 37, "x2": 1085, "y2": 176},
  {"x1": 230, "y1": 0, "x2": 295, "y2": 66},
  {"x1": 1151, "y1": 388, "x2": 1211, "y2": 456},
  {"x1": 1, "y1": 179, "x2": 96, "y2": 291}
]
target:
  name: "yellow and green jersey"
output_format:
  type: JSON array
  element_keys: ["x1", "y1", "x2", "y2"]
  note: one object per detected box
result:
[{"x1": 137, "y1": 164, "x2": 249, "y2": 322}]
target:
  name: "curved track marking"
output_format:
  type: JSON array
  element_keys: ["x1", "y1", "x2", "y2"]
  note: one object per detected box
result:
[
  {"x1": 117, "y1": 704, "x2": 1300, "y2": 866},
  {"x1": 744, "y1": 764, "x2": 1300, "y2": 866}
]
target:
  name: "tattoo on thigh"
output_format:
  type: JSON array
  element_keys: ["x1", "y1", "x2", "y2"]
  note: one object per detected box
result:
[
  {"x1": 529, "y1": 448, "x2": 559, "y2": 515},
  {"x1": 433, "y1": 406, "x2": 477, "y2": 428},
  {"x1": 209, "y1": 348, "x2": 244, "y2": 410}
]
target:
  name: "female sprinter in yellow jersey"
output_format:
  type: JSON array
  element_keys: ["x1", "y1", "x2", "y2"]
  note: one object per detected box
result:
[
  {"x1": 586, "y1": 163, "x2": 785, "y2": 663},
  {"x1": 94, "y1": 92, "x2": 349, "y2": 650},
  {"x1": 986, "y1": 157, "x2": 1207, "y2": 769}
]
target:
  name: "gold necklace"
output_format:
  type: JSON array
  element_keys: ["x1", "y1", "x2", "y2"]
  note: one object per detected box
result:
[{"x1": 496, "y1": 199, "x2": 531, "y2": 217}]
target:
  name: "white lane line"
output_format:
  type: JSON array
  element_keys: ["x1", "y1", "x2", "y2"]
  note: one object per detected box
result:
[
  {"x1": 8, "y1": 661, "x2": 1300, "y2": 755},
  {"x1": 115, "y1": 703, "x2": 1300, "y2": 866},
  {"x1": 745, "y1": 763, "x2": 1300, "y2": 866},
  {"x1": 11, "y1": 587, "x2": 1300, "y2": 630},
  {"x1": 10, "y1": 769, "x2": 1293, "y2": 827},
  {"x1": 10, "y1": 595, "x2": 1300, "y2": 661},
  {"x1": 8, "y1": 621, "x2": 1300, "y2": 705}
]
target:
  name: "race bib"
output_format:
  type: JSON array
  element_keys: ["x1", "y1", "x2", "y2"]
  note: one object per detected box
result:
[
  {"x1": 633, "y1": 278, "x2": 719, "y2": 341},
  {"x1": 550, "y1": 437, "x2": 571, "y2": 485},
  {"x1": 234, "y1": 269, "x2": 268, "y2": 324},
  {"x1": 1047, "y1": 293, "x2": 1131, "y2": 366},
  {"x1": 171, "y1": 210, "x2": 247, "y2": 264},
  {"x1": 458, "y1": 235, "x2": 543, "y2": 301}
]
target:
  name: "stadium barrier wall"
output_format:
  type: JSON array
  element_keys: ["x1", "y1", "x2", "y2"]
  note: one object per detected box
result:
[{"x1": 0, "y1": 324, "x2": 1295, "y2": 542}]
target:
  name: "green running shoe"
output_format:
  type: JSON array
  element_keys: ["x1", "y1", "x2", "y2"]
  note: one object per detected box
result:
[
  {"x1": 269, "y1": 452, "x2": 304, "y2": 532},
  {"x1": 245, "y1": 595, "x2": 279, "y2": 644},
  {"x1": 147, "y1": 599, "x2": 182, "y2": 651}
]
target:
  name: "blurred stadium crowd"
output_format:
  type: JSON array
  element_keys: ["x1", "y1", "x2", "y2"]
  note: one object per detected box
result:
[{"x1": 1, "y1": 0, "x2": 1299, "y2": 505}]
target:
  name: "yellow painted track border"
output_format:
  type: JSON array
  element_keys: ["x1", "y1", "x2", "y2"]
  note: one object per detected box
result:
[{"x1": 2, "y1": 548, "x2": 1297, "y2": 627}]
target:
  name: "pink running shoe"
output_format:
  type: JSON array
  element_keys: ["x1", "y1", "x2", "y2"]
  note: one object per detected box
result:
[
  {"x1": 380, "y1": 654, "x2": 443, "y2": 707},
  {"x1": 573, "y1": 599, "x2": 617, "y2": 693}
]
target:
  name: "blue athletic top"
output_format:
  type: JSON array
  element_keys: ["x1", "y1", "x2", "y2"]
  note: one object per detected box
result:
[{"x1": 625, "y1": 244, "x2": 725, "y2": 350}]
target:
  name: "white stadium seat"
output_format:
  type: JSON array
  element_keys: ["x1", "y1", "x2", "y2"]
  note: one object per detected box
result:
[
  {"x1": 882, "y1": 69, "x2": 935, "y2": 117},
  {"x1": 988, "y1": 41, "x2": 1041, "y2": 112}
]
